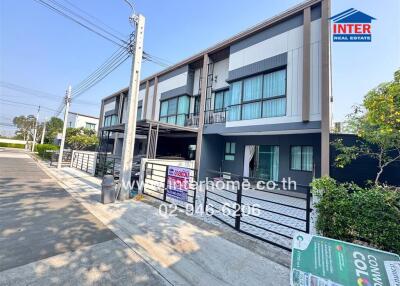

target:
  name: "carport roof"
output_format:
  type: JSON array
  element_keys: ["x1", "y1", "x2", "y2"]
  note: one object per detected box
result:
[{"x1": 100, "y1": 119, "x2": 198, "y2": 135}]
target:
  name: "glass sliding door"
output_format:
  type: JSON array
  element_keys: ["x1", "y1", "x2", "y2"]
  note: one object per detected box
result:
[{"x1": 248, "y1": 145, "x2": 279, "y2": 181}]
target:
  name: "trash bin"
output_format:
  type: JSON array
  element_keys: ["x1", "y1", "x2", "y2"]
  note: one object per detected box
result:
[{"x1": 101, "y1": 175, "x2": 115, "y2": 204}]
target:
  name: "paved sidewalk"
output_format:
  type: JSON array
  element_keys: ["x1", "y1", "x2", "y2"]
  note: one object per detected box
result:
[
  {"x1": 0, "y1": 149, "x2": 171, "y2": 286},
  {"x1": 38, "y1": 160, "x2": 291, "y2": 286}
]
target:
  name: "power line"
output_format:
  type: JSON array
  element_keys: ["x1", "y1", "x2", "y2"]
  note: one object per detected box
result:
[
  {"x1": 61, "y1": 0, "x2": 127, "y2": 38},
  {"x1": 33, "y1": 0, "x2": 128, "y2": 48},
  {"x1": 0, "y1": 98, "x2": 58, "y2": 112},
  {"x1": 71, "y1": 45, "x2": 130, "y2": 97},
  {"x1": 33, "y1": 0, "x2": 171, "y2": 68},
  {"x1": 32, "y1": 0, "x2": 172, "y2": 102},
  {"x1": 0, "y1": 81, "x2": 98, "y2": 105}
]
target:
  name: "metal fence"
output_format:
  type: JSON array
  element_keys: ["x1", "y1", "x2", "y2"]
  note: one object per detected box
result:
[
  {"x1": 71, "y1": 151, "x2": 96, "y2": 175},
  {"x1": 143, "y1": 162, "x2": 197, "y2": 210},
  {"x1": 49, "y1": 150, "x2": 72, "y2": 167},
  {"x1": 204, "y1": 170, "x2": 312, "y2": 251}
]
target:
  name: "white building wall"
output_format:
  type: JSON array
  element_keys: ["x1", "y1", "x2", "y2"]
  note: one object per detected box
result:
[
  {"x1": 212, "y1": 58, "x2": 230, "y2": 90},
  {"x1": 68, "y1": 113, "x2": 99, "y2": 131}
]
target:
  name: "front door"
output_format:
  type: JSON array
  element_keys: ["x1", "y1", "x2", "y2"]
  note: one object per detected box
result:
[{"x1": 244, "y1": 145, "x2": 279, "y2": 181}]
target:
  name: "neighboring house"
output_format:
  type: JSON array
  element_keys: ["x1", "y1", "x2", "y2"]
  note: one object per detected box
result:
[
  {"x1": 98, "y1": 0, "x2": 331, "y2": 186},
  {"x1": 67, "y1": 112, "x2": 99, "y2": 131},
  {"x1": 54, "y1": 112, "x2": 99, "y2": 146}
]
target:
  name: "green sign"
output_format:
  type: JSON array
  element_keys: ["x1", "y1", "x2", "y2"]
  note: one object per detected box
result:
[{"x1": 291, "y1": 232, "x2": 400, "y2": 286}]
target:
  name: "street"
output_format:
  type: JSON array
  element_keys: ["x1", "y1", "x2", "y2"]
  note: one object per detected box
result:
[{"x1": 0, "y1": 148, "x2": 170, "y2": 285}]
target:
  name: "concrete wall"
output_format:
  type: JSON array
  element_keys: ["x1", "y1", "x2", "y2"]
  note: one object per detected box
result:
[{"x1": 0, "y1": 138, "x2": 28, "y2": 145}]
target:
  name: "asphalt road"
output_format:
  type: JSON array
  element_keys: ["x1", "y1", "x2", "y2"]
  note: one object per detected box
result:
[{"x1": 0, "y1": 148, "x2": 169, "y2": 285}]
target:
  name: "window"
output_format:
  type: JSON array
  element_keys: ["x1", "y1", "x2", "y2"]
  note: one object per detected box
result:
[
  {"x1": 291, "y1": 146, "x2": 313, "y2": 172},
  {"x1": 226, "y1": 69, "x2": 287, "y2": 121},
  {"x1": 103, "y1": 114, "x2": 118, "y2": 127},
  {"x1": 85, "y1": 123, "x2": 96, "y2": 130},
  {"x1": 224, "y1": 142, "x2": 236, "y2": 161},
  {"x1": 214, "y1": 89, "x2": 230, "y2": 111},
  {"x1": 193, "y1": 96, "x2": 200, "y2": 115},
  {"x1": 137, "y1": 107, "x2": 142, "y2": 120},
  {"x1": 159, "y1": 95, "x2": 190, "y2": 126}
]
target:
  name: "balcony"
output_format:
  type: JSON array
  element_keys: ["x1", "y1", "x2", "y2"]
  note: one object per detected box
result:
[
  {"x1": 185, "y1": 113, "x2": 199, "y2": 127},
  {"x1": 204, "y1": 109, "x2": 226, "y2": 125}
]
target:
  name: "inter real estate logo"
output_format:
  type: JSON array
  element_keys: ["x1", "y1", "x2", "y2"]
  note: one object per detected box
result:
[{"x1": 330, "y1": 8, "x2": 376, "y2": 42}]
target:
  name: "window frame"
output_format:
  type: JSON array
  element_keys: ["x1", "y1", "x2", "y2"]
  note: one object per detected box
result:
[
  {"x1": 227, "y1": 68, "x2": 287, "y2": 121},
  {"x1": 159, "y1": 95, "x2": 190, "y2": 126},
  {"x1": 224, "y1": 142, "x2": 236, "y2": 161},
  {"x1": 213, "y1": 88, "x2": 230, "y2": 112},
  {"x1": 85, "y1": 122, "x2": 96, "y2": 130},
  {"x1": 290, "y1": 145, "x2": 314, "y2": 172}
]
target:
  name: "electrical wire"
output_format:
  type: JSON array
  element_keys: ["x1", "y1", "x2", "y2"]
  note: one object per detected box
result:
[
  {"x1": 61, "y1": 0, "x2": 126, "y2": 38},
  {"x1": 31, "y1": 0, "x2": 172, "y2": 102},
  {"x1": 0, "y1": 98, "x2": 58, "y2": 112},
  {"x1": 72, "y1": 49, "x2": 131, "y2": 99},
  {"x1": 0, "y1": 81, "x2": 96, "y2": 105},
  {"x1": 33, "y1": 0, "x2": 128, "y2": 48},
  {"x1": 71, "y1": 45, "x2": 129, "y2": 96}
]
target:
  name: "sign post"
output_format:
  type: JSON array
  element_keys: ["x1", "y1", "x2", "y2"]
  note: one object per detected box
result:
[
  {"x1": 291, "y1": 232, "x2": 400, "y2": 286},
  {"x1": 166, "y1": 166, "x2": 190, "y2": 202}
]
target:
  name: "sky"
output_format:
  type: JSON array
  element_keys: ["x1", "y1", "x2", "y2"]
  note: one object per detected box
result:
[{"x1": 0, "y1": 0, "x2": 399, "y2": 136}]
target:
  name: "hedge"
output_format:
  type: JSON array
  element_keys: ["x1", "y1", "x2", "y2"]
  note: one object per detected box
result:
[
  {"x1": 0, "y1": 142, "x2": 25, "y2": 149},
  {"x1": 311, "y1": 177, "x2": 400, "y2": 254},
  {"x1": 34, "y1": 144, "x2": 59, "y2": 160}
]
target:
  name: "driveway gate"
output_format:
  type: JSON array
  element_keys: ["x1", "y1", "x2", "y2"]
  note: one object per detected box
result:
[
  {"x1": 143, "y1": 162, "x2": 197, "y2": 210},
  {"x1": 204, "y1": 170, "x2": 312, "y2": 251}
]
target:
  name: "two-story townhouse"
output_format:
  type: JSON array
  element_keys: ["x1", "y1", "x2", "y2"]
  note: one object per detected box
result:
[{"x1": 97, "y1": 0, "x2": 331, "y2": 187}]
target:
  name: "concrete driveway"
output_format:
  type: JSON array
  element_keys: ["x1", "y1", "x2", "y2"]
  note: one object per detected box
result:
[{"x1": 0, "y1": 148, "x2": 169, "y2": 285}]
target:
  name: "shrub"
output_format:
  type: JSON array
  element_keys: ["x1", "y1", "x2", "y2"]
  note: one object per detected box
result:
[
  {"x1": 35, "y1": 144, "x2": 59, "y2": 160},
  {"x1": 0, "y1": 142, "x2": 25, "y2": 149},
  {"x1": 311, "y1": 177, "x2": 400, "y2": 254}
]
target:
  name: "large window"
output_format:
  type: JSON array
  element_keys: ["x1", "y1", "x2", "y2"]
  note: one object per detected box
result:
[
  {"x1": 290, "y1": 146, "x2": 313, "y2": 172},
  {"x1": 227, "y1": 69, "x2": 286, "y2": 121},
  {"x1": 159, "y1": 95, "x2": 190, "y2": 126},
  {"x1": 103, "y1": 114, "x2": 118, "y2": 127}
]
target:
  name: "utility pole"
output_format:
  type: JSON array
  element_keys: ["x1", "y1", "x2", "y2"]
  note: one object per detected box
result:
[
  {"x1": 118, "y1": 14, "x2": 145, "y2": 200},
  {"x1": 40, "y1": 118, "x2": 47, "y2": 144},
  {"x1": 31, "y1": 106, "x2": 40, "y2": 152},
  {"x1": 57, "y1": 86, "x2": 71, "y2": 169}
]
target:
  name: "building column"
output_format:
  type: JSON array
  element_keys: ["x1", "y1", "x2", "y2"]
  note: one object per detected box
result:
[
  {"x1": 143, "y1": 80, "x2": 150, "y2": 120},
  {"x1": 195, "y1": 54, "x2": 210, "y2": 173},
  {"x1": 321, "y1": 0, "x2": 331, "y2": 176},
  {"x1": 151, "y1": 76, "x2": 159, "y2": 120},
  {"x1": 97, "y1": 100, "x2": 104, "y2": 137},
  {"x1": 302, "y1": 6, "x2": 311, "y2": 122}
]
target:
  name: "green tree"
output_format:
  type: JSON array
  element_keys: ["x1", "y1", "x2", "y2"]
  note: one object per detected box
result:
[
  {"x1": 43, "y1": 117, "x2": 63, "y2": 144},
  {"x1": 333, "y1": 69, "x2": 400, "y2": 185},
  {"x1": 66, "y1": 127, "x2": 98, "y2": 150},
  {"x1": 13, "y1": 115, "x2": 36, "y2": 142}
]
